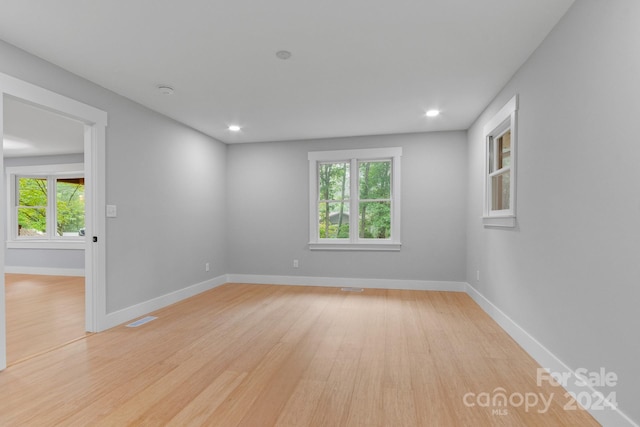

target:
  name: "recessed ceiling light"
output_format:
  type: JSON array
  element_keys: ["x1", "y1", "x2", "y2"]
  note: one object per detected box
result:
[
  {"x1": 157, "y1": 85, "x2": 174, "y2": 95},
  {"x1": 425, "y1": 109, "x2": 440, "y2": 117},
  {"x1": 276, "y1": 50, "x2": 292, "y2": 60},
  {"x1": 228, "y1": 125, "x2": 241, "y2": 132}
]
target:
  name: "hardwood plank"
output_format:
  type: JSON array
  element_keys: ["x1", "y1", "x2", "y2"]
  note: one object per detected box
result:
[
  {"x1": 236, "y1": 289, "x2": 340, "y2": 427},
  {"x1": 5, "y1": 273, "x2": 87, "y2": 365},
  {"x1": 382, "y1": 387, "x2": 419, "y2": 427},
  {"x1": 202, "y1": 341, "x2": 295, "y2": 426},
  {"x1": 166, "y1": 370, "x2": 248, "y2": 426},
  {"x1": 307, "y1": 349, "x2": 360, "y2": 426},
  {"x1": 0, "y1": 283, "x2": 601, "y2": 426},
  {"x1": 274, "y1": 379, "x2": 326, "y2": 427}
]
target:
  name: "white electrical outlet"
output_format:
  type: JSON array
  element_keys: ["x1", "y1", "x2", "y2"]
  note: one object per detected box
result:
[
  {"x1": 293, "y1": 259, "x2": 299, "y2": 268},
  {"x1": 205, "y1": 262, "x2": 210, "y2": 272}
]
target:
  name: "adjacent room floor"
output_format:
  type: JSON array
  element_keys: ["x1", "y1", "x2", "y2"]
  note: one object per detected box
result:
[
  {"x1": 0, "y1": 283, "x2": 598, "y2": 426},
  {"x1": 4, "y1": 273, "x2": 88, "y2": 365}
]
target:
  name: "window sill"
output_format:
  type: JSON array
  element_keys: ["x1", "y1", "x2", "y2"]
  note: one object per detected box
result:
[
  {"x1": 482, "y1": 216, "x2": 516, "y2": 228},
  {"x1": 7, "y1": 240, "x2": 86, "y2": 250},
  {"x1": 309, "y1": 242, "x2": 401, "y2": 251}
]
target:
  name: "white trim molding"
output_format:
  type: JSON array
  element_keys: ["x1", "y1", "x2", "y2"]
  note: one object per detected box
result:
[
  {"x1": 7, "y1": 241, "x2": 85, "y2": 250},
  {"x1": 308, "y1": 242, "x2": 401, "y2": 251},
  {"x1": 483, "y1": 95, "x2": 518, "y2": 227},
  {"x1": 466, "y1": 282, "x2": 638, "y2": 427},
  {"x1": 481, "y1": 216, "x2": 516, "y2": 228},
  {"x1": 4, "y1": 266, "x2": 84, "y2": 277},
  {"x1": 0, "y1": 71, "x2": 108, "y2": 370},
  {"x1": 101, "y1": 275, "x2": 227, "y2": 331},
  {"x1": 227, "y1": 274, "x2": 466, "y2": 292},
  {"x1": 308, "y1": 147, "x2": 402, "y2": 250},
  {"x1": 5, "y1": 163, "x2": 86, "y2": 245},
  {"x1": 0, "y1": 73, "x2": 108, "y2": 127}
]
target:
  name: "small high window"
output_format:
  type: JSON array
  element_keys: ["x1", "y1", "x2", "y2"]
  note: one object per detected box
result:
[{"x1": 484, "y1": 95, "x2": 518, "y2": 227}]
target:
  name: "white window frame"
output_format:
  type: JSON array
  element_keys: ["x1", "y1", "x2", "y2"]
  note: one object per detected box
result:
[
  {"x1": 309, "y1": 147, "x2": 402, "y2": 251},
  {"x1": 483, "y1": 95, "x2": 518, "y2": 228},
  {"x1": 6, "y1": 163, "x2": 85, "y2": 249}
]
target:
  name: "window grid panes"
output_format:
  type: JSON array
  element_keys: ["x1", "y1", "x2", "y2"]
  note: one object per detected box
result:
[
  {"x1": 318, "y1": 162, "x2": 350, "y2": 239},
  {"x1": 491, "y1": 171, "x2": 510, "y2": 211},
  {"x1": 17, "y1": 177, "x2": 48, "y2": 236},
  {"x1": 56, "y1": 177, "x2": 85, "y2": 236},
  {"x1": 309, "y1": 147, "x2": 402, "y2": 249},
  {"x1": 483, "y1": 94, "x2": 517, "y2": 226},
  {"x1": 14, "y1": 174, "x2": 85, "y2": 240},
  {"x1": 358, "y1": 160, "x2": 392, "y2": 239},
  {"x1": 488, "y1": 128, "x2": 512, "y2": 212}
]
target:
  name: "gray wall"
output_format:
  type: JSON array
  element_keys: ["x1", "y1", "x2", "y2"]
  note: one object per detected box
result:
[
  {"x1": 3, "y1": 154, "x2": 83, "y2": 167},
  {"x1": 466, "y1": 0, "x2": 639, "y2": 423},
  {"x1": 227, "y1": 131, "x2": 467, "y2": 281},
  {"x1": 0, "y1": 40, "x2": 228, "y2": 313},
  {"x1": 5, "y1": 249, "x2": 84, "y2": 270},
  {"x1": 4, "y1": 154, "x2": 85, "y2": 270}
]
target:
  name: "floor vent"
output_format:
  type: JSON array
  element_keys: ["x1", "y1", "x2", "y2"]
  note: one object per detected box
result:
[
  {"x1": 126, "y1": 316, "x2": 158, "y2": 328},
  {"x1": 341, "y1": 287, "x2": 364, "y2": 292}
]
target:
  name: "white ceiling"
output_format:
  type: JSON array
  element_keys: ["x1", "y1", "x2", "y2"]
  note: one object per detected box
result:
[
  {"x1": 3, "y1": 96, "x2": 84, "y2": 158},
  {"x1": 0, "y1": 0, "x2": 574, "y2": 145}
]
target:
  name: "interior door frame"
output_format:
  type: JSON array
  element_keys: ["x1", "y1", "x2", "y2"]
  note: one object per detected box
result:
[{"x1": 0, "y1": 72, "x2": 107, "y2": 370}]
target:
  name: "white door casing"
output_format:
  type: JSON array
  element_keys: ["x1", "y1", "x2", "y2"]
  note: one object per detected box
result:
[{"x1": 0, "y1": 72, "x2": 107, "y2": 370}]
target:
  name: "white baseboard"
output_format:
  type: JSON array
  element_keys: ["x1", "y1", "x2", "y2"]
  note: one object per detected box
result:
[
  {"x1": 101, "y1": 274, "x2": 462, "y2": 332},
  {"x1": 465, "y1": 283, "x2": 638, "y2": 427},
  {"x1": 4, "y1": 266, "x2": 85, "y2": 277},
  {"x1": 226, "y1": 274, "x2": 466, "y2": 292},
  {"x1": 101, "y1": 274, "x2": 227, "y2": 331}
]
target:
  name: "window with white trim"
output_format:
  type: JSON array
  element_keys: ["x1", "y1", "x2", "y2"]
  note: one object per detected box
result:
[
  {"x1": 6, "y1": 163, "x2": 85, "y2": 248},
  {"x1": 484, "y1": 95, "x2": 518, "y2": 227},
  {"x1": 309, "y1": 147, "x2": 401, "y2": 250}
]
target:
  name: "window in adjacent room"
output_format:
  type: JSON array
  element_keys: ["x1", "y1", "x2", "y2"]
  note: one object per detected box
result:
[
  {"x1": 309, "y1": 147, "x2": 402, "y2": 250},
  {"x1": 6, "y1": 163, "x2": 85, "y2": 248},
  {"x1": 484, "y1": 95, "x2": 518, "y2": 227}
]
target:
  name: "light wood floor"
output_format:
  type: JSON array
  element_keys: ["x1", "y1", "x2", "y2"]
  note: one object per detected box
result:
[
  {"x1": 5, "y1": 273, "x2": 88, "y2": 365},
  {"x1": 0, "y1": 283, "x2": 598, "y2": 426}
]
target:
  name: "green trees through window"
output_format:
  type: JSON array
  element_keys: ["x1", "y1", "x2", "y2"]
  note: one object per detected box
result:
[
  {"x1": 318, "y1": 162, "x2": 350, "y2": 238},
  {"x1": 17, "y1": 177, "x2": 48, "y2": 235},
  {"x1": 17, "y1": 176, "x2": 84, "y2": 237},
  {"x1": 359, "y1": 160, "x2": 391, "y2": 239},
  {"x1": 318, "y1": 160, "x2": 391, "y2": 239},
  {"x1": 56, "y1": 178, "x2": 85, "y2": 236}
]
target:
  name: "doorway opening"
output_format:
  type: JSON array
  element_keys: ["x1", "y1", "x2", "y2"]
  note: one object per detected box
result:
[
  {"x1": 3, "y1": 96, "x2": 89, "y2": 365},
  {"x1": 0, "y1": 72, "x2": 107, "y2": 370}
]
